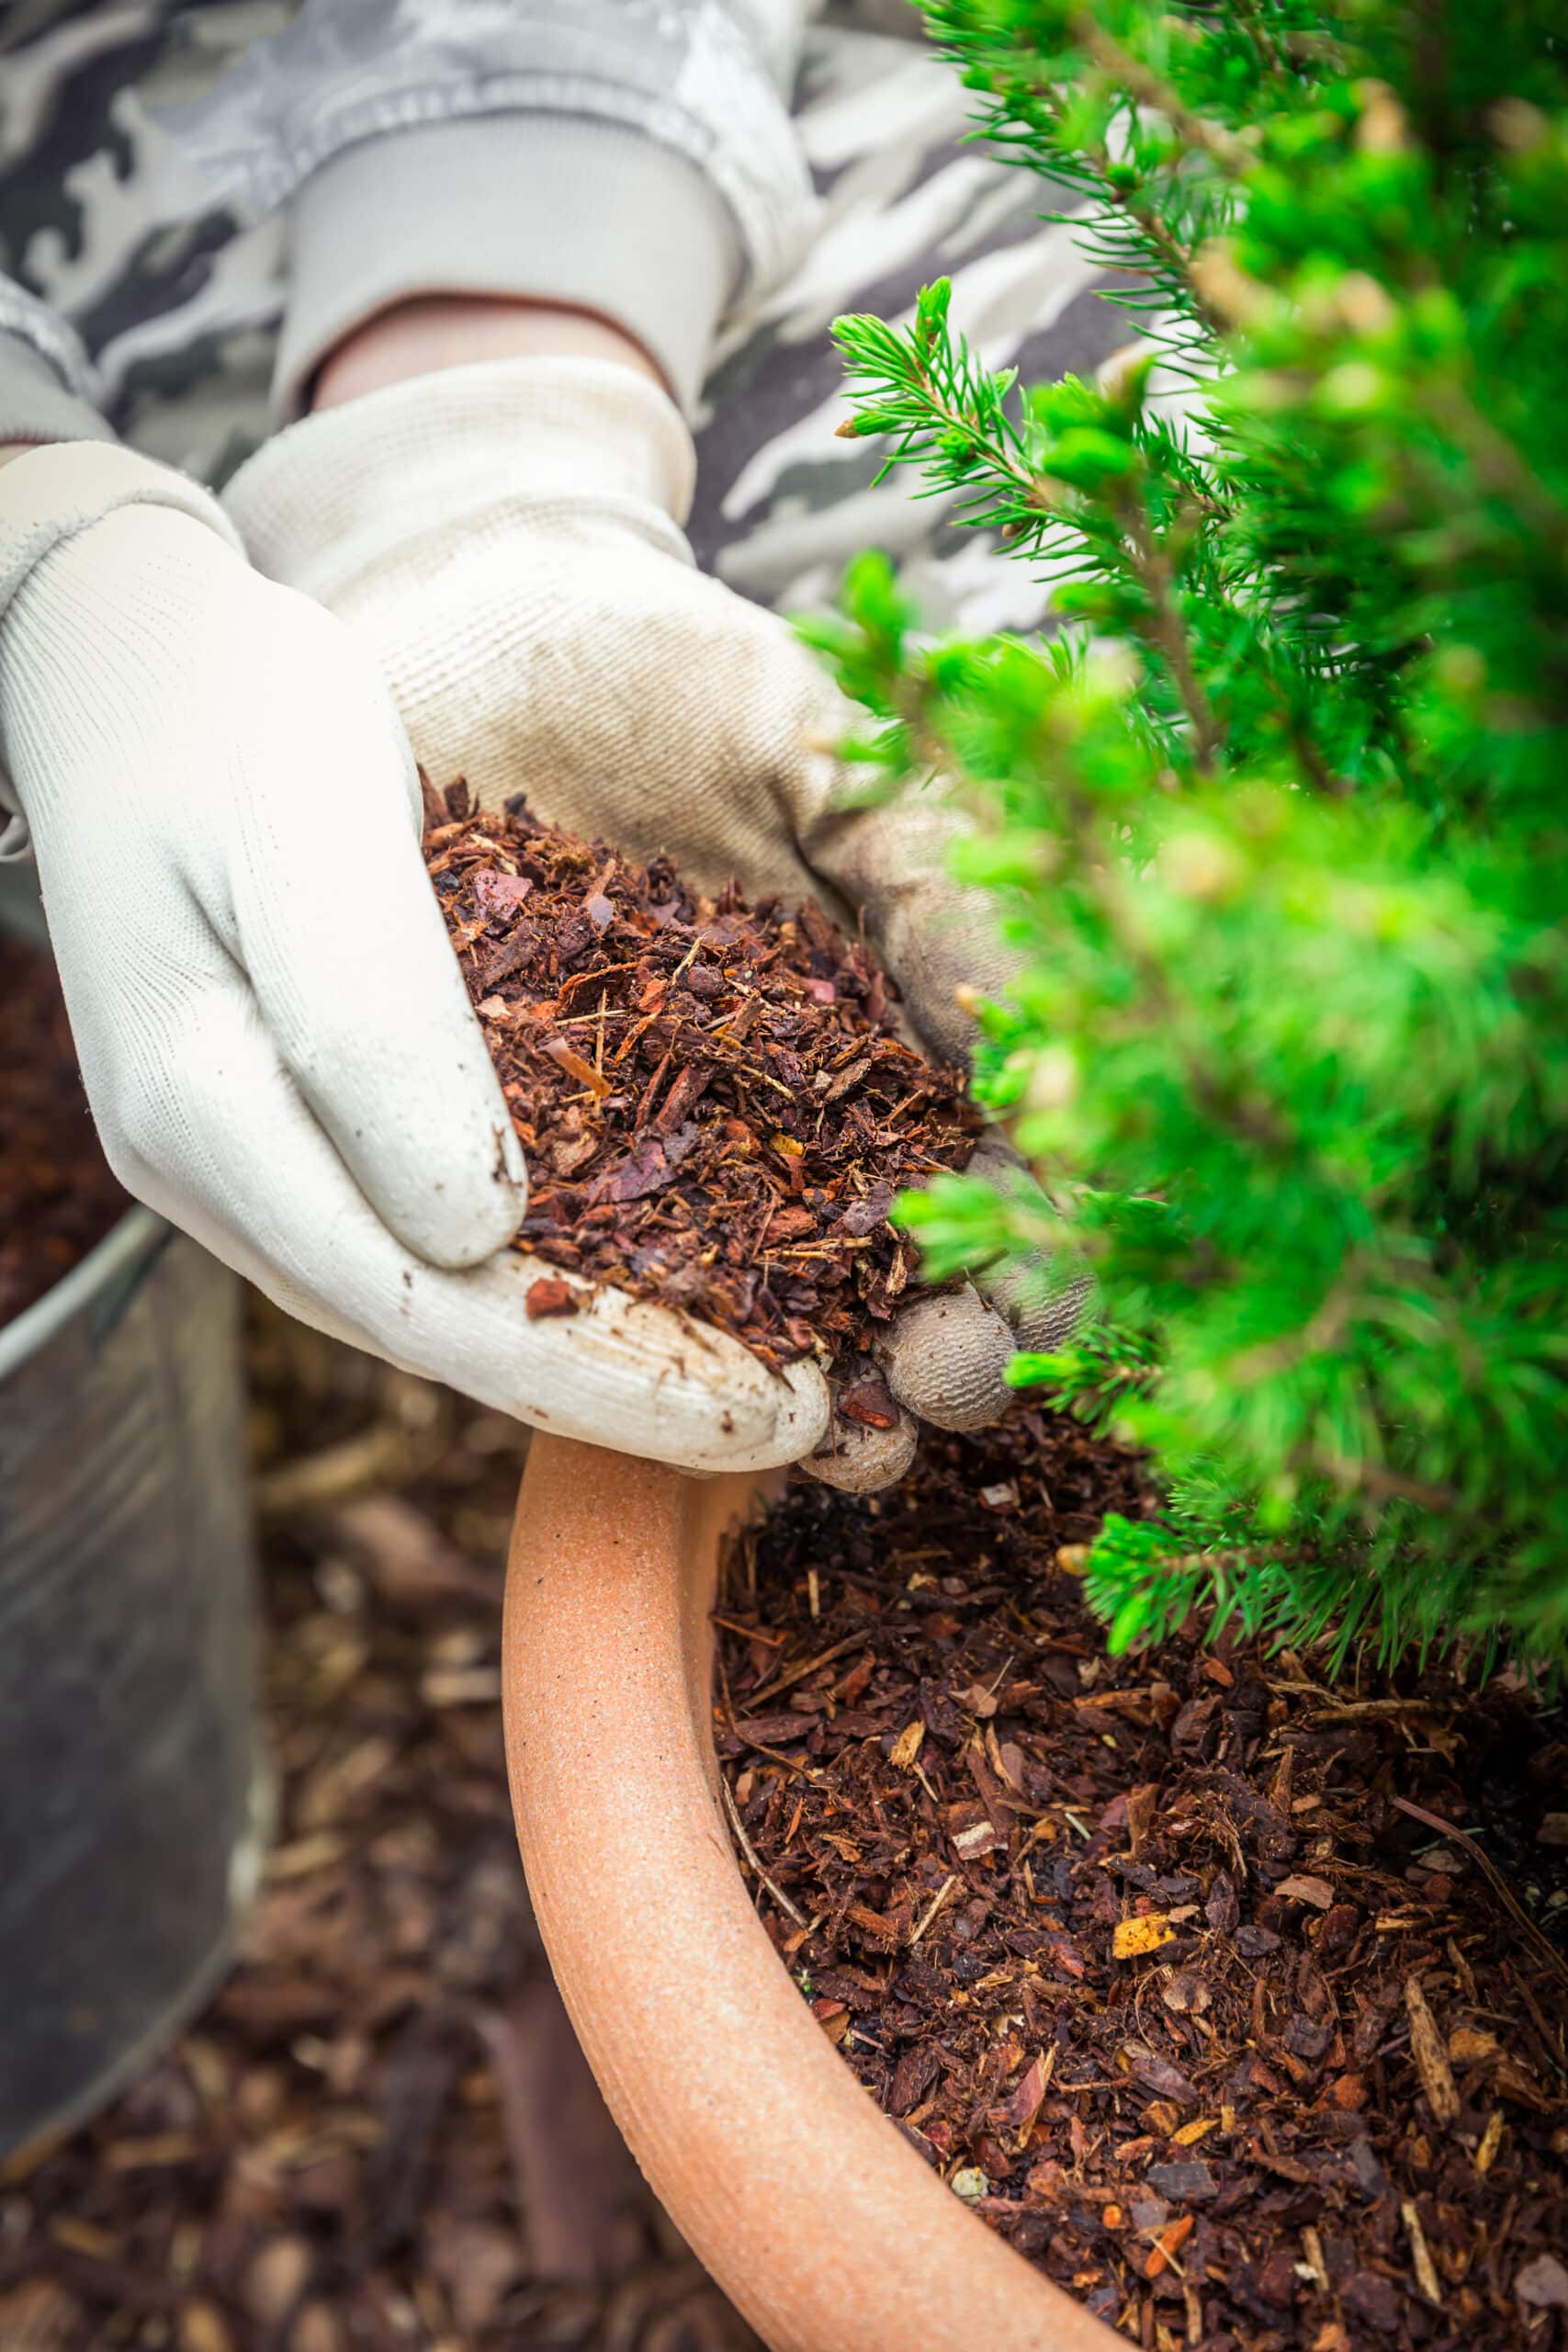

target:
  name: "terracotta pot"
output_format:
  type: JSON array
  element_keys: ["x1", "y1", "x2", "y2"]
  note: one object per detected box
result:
[{"x1": 502, "y1": 1434, "x2": 1117, "y2": 2352}]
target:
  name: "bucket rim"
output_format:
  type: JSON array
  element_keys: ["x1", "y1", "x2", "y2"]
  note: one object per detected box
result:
[{"x1": 0, "y1": 1204, "x2": 166, "y2": 1382}]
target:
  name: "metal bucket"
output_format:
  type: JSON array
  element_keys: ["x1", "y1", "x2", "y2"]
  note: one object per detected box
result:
[{"x1": 0, "y1": 866, "x2": 265, "y2": 2154}]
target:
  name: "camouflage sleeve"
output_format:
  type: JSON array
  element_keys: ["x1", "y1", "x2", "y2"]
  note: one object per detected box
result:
[
  {"x1": 0, "y1": 279, "x2": 114, "y2": 447},
  {"x1": 167, "y1": 0, "x2": 818, "y2": 416}
]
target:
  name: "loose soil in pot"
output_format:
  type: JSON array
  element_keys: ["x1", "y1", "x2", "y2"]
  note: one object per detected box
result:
[
  {"x1": 714, "y1": 1416, "x2": 1568, "y2": 2352},
  {"x1": 424, "y1": 783, "x2": 977, "y2": 1385},
  {"x1": 0, "y1": 933, "x2": 124, "y2": 1327}
]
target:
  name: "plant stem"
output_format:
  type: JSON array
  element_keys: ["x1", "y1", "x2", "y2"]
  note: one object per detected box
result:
[
  {"x1": 1306, "y1": 1450, "x2": 1460, "y2": 1515},
  {"x1": 1071, "y1": 9, "x2": 1256, "y2": 175},
  {"x1": 1425, "y1": 379, "x2": 1568, "y2": 573},
  {"x1": 958, "y1": 62, "x2": 1228, "y2": 340},
  {"x1": 1230, "y1": 0, "x2": 1292, "y2": 83},
  {"x1": 1124, "y1": 504, "x2": 1221, "y2": 775}
]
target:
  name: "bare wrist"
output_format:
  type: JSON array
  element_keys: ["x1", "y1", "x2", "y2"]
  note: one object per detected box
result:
[{"x1": 311, "y1": 296, "x2": 665, "y2": 413}]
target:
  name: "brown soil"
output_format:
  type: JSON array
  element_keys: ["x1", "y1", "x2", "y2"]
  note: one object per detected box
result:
[
  {"x1": 424, "y1": 784, "x2": 977, "y2": 1375},
  {"x1": 0, "y1": 933, "x2": 124, "y2": 1327},
  {"x1": 715, "y1": 1417, "x2": 1568, "y2": 2351}
]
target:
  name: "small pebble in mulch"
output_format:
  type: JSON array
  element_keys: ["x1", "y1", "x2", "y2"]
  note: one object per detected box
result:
[{"x1": 716, "y1": 1414, "x2": 1568, "y2": 2351}]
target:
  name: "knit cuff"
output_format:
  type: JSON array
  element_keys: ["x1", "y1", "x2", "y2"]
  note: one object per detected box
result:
[{"x1": 274, "y1": 113, "x2": 739, "y2": 422}]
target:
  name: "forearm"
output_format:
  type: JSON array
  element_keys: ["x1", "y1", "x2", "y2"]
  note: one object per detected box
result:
[{"x1": 313, "y1": 295, "x2": 662, "y2": 412}]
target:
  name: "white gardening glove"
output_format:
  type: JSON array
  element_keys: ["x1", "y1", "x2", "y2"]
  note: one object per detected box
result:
[
  {"x1": 0, "y1": 443, "x2": 827, "y2": 1473},
  {"x1": 225, "y1": 361, "x2": 1084, "y2": 1490}
]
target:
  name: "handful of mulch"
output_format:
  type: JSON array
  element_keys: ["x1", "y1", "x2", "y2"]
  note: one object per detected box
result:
[{"x1": 423, "y1": 782, "x2": 979, "y2": 1375}]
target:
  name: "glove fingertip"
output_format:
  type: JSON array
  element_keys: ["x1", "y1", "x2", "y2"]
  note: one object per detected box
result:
[
  {"x1": 804, "y1": 1408, "x2": 919, "y2": 1494},
  {"x1": 371, "y1": 1116, "x2": 528, "y2": 1272},
  {"x1": 983, "y1": 1266, "x2": 1096, "y2": 1356},
  {"x1": 882, "y1": 1286, "x2": 1014, "y2": 1433}
]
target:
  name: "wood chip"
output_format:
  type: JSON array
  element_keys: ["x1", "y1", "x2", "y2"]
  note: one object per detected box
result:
[
  {"x1": 1143, "y1": 2213, "x2": 1193, "y2": 2278},
  {"x1": 1275, "y1": 1873, "x2": 1335, "y2": 1910},
  {"x1": 890, "y1": 1719, "x2": 925, "y2": 1770},
  {"x1": 909, "y1": 1875, "x2": 958, "y2": 1948},
  {"x1": 1404, "y1": 1973, "x2": 1460, "y2": 2127},
  {"x1": 103, "y1": 2135, "x2": 201, "y2": 2172},
  {"x1": 177, "y1": 2301, "x2": 234, "y2": 2352},
  {"x1": 1398, "y1": 2199, "x2": 1443, "y2": 2308},
  {"x1": 524, "y1": 1275, "x2": 580, "y2": 1319},
  {"x1": 1112, "y1": 1913, "x2": 1177, "y2": 1960},
  {"x1": 1475, "y1": 2109, "x2": 1506, "y2": 2175}
]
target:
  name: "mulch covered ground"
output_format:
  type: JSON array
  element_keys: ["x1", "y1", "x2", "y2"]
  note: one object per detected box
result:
[
  {"x1": 713, "y1": 1416, "x2": 1568, "y2": 2351},
  {"x1": 0, "y1": 1310, "x2": 760, "y2": 2352}
]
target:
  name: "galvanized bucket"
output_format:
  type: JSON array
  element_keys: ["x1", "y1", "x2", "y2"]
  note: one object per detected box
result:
[{"x1": 0, "y1": 866, "x2": 265, "y2": 2154}]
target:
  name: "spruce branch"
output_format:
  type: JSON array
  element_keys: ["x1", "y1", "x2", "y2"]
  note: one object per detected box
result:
[
  {"x1": 1122, "y1": 502, "x2": 1221, "y2": 774},
  {"x1": 815, "y1": 0, "x2": 1568, "y2": 1668},
  {"x1": 922, "y1": 10, "x2": 1234, "y2": 342},
  {"x1": 1069, "y1": 9, "x2": 1256, "y2": 176}
]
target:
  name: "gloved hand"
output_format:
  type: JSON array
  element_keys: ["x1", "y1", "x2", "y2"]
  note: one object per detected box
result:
[
  {"x1": 224, "y1": 360, "x2": 1085, "y2": 1488},
  {"x1": 0, "y1": 441, "x2": 828, "y2": 1472}
]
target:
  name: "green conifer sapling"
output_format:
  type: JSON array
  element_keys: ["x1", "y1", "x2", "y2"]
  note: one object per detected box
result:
[{"x1": 805, "y1": 0, "x2": 1568, "y2": 1668}]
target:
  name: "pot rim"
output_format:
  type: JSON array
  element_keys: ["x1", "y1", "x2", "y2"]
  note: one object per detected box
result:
[{"x1": 0, "y1": 1204, "x2": 164, "y2": 1383}]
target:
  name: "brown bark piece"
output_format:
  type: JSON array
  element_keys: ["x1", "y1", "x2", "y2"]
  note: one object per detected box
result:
[
  {"x1": 524, "y1": 1275, "x2": 580, "y2": 1319},
  {"x1": 839, "y1": 1373, "x2": 902, "y2": 1430},
  {"x1": 1403, "y1": 1973, "x2": 1461, "y2": 2128}
]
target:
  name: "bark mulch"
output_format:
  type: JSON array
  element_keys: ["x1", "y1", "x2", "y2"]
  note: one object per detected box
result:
[
  {"x1": 5, "y1": 910, "x2": 1564, "y2": 2349},
  {"x1": 0, "y1": 933, "x2": 124, "y2": 1327},
  {"x1": 0, "y1": 1309, "x2": 760, "y2": 2352},
  {"x1": 715, "y1": 1415, "x2": 1568, "y2": 2352},
  {"x1": 424, "y1": 784, "x2": 977, "y2": 1374}
]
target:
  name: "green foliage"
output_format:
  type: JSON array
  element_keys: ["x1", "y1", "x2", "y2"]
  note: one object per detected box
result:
[{"x1": 813, "y1": 0, "x2": 1568, "y2": 1668}]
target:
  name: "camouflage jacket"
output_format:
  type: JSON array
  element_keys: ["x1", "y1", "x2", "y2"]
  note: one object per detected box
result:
[
  {"x1": 0, "y1": 0, "x2": 817, "y2": 440},
  {"x1": 0, "y1": 1, "x2": 1123, "y2": 635}
]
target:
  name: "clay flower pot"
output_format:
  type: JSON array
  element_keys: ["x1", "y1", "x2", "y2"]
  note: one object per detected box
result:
[{"x1": 502, "y1": 1434, "x2": 1118, "y2": 2352}]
